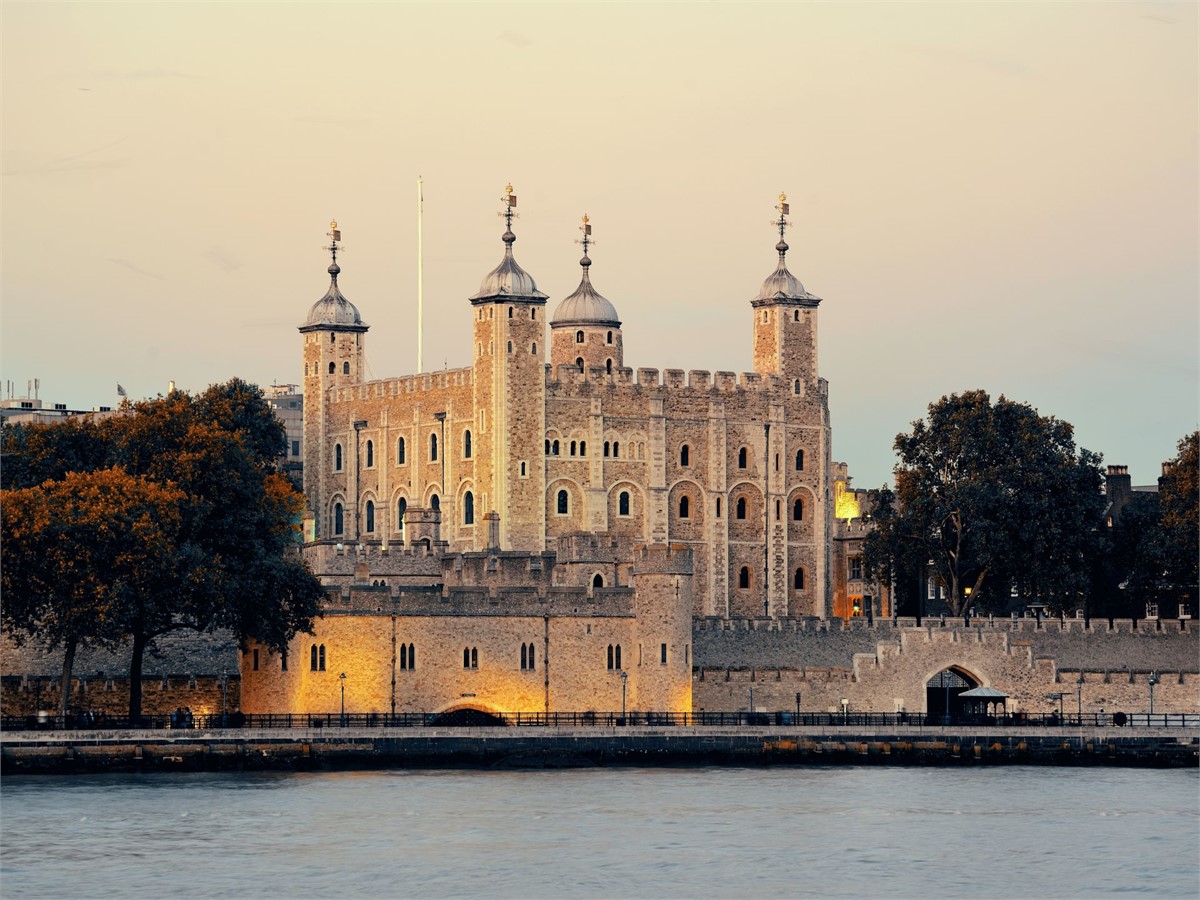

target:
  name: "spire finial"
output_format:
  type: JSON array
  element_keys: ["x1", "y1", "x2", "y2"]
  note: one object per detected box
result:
[
  {"x1": 575, "y1": 213, "x2": 594, "y2": 273},
  {"x1": 774, "y1": 192, "x2": 790, "y2": 259},
  {"x1": 499, "y1": 183, "x2": 518, "y2": 245},
  {"x1": 325, "y1": 219, "x2": 343, "y2": 278}
]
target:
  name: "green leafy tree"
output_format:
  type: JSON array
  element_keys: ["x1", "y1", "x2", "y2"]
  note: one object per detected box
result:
[
  {"x1": 1159, "y1": 431, "x2": 1199, "y2": 609},
  {"x1": 865, "y1": 390, "x2": 1106, "y2": 616}
]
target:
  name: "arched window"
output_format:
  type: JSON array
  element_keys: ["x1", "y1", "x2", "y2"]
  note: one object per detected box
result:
[
  {"x1": 613, "y1": 441, "x2": 620, "y2": 458},
  {"x1": 576, "y1": 330, "x2": 585, "y2": 343},
  {"x1": 335, "y1": 444, "x2": 343, "y2": 471},
  {"x1": 680, "y1": 445, "x2": 690, "y2": 467},
  {"x1": 366, "y1": 440, "x2": 374, "y2": 467},
  {"x1": 343, "y1": 362, "x2": 350, "y2": 375},
  {"x1": 310, "y1": 644, "x2": 318, "y2": 671},
  {"x1": 430, "y1": 494, "x2": 440, "y2": 511},
  {"x1": 615, "y1": 645, "x2": 621, "y2": 669},
  {"x1": 464, "y1": 647, "x2": 471, "y2": 668},
  {"x1": 398, "y1": 437, "x2": 406, "y2": 464},
  {"x1": 576, "y1": 357, "x2": 584, "y2": 369},
  {"x1": 604, "y1": 441, "x2": 610, "y2": 457},
  {"x1": 793, "y1": 498, "x2": 803, "y2": 521},
  {"x1": 679, "y1": 496, "x2": 690, "y2": 519},
  {"x1": 331, "y1": 333, "x2": 336, "y2": 343},
  {"x1": 334, "y1": 502, "x2": 344, "y2": 535},
  {"x1": 471, "y1": 647, "x2": 478, "y2": 668},
  {"x1": 397, "y1": 497, "x2": 407, "y2": 531},
  {"x1": 605, "y1": 359, "x2": 612, "y2": 374},
  {"x1": 531, "y1": 343, "x2": 537, "y2": 355},
  {"x1": 738, "y1": 447, "x2": 748, "y2": 468},
  {"x1": 328, "y1": 362, "x2": 335, "y2": 374},
  {"x1": 507, "y1": 341, "x2": 513, "y2": 353},
  {"x1": 521, "y1": 644, "x2": 528, "y2": 670},
  {"x1": 546, "y1": 439, "x2": 551, "y2": 455},
  {"x1": 606, "y1": 330, "x2": 613, "y2": 344},
  {"x1": 716, "y1": 497, "x2": 722, "y2": 518},
  {"x1": 775, "y1": 499, "x2": 781, "y2": 520},
  {"x1": 793, "y1": 380, "x2": 801, "y2": 395},
  {"x1": 557, "y1": 490, "x2": 569, "y2": 515},
  {"x1": 579, "y1": 441, "x2": 586, "y2": 456},
  {"x1": 318, "y1": 645, "x2": 326, "y2": 671},
  {"x1": 408, "y1": 643, "x2": 415, "y2": 668},
  {"x1": 463, "y1": 491, "x2": 474, "y2": 525},
  {"x1": 593, "y1": 573, "x2": 604, "y2": 589},
  {"x1": 607, "y1": 644, "x2": 622, "y2": 670},
  {"x1": 531, "y1": 309, "x2": 536, "y2": 320},
  {"x1": 464, "y1": 430, "x2": 472, "y2": 459},
  {"x1": 619, "y1": 491, "x2": 630, "y2": 516},
  {"x1": 552, "y1": 440, "x2": 560, "y2": 456},
  {"x1": 794, "y1": 568, "x2": 805, "y2": 590},
  {"x1": 400, "y1": 643, "x2": 409, "y2": 670},
  {"x1": 739, "y1": 567, "x2": 750, "y2": 589},
  {"x1": 795, "y1": 450, "x2": 804, "y2": 471},
  {"x1": 794, "y1": 310, "x2": 800, "y2": 322},
  {"x1": 527, "y1": 643, "x2": 535, "y2": 669},
  {"x1": 736, "y1": 497, "x2": 746, "y2": 520},
  {"x1": 508, "y1": 307, "x2": 514, "y2": 318},
  {"x1": 570, "y1": 440, "x2": 577, "y2": 456},
  {"x1": 430, "y1": 433, "x2": 438, "y2": 461},
  {"x1": 607, "y1": 644, "x2": 614, "y2": 670},
  {"x1": 365, "y1": 500, "x2": 375, "y2": 533}
]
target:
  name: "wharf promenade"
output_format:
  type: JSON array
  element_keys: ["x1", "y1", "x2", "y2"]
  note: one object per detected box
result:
[{"x1": 3, "y1": 722, "x2": 1197, "y2": 773}]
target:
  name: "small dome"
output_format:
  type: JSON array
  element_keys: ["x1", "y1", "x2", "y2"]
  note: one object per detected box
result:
[
  {"x1": 551, "y1": 267, "x2": 621, "y2": 326},
  {"x1": 302, "y1": 266, "x2": 366, "y2": 329},
  {"x1": 470, "y1": 229, "x2": 548, "y2": 302},
  {"x1": 753, "y1": 256, "x2": 817, "y2": 303}
]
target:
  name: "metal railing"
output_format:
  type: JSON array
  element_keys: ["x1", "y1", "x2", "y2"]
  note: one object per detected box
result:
[{"x1": 2, "y1": 710, "x2": 1197, "y2": 732}]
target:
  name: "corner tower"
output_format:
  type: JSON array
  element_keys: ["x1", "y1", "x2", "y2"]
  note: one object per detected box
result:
[
  {"x1": 751, "y1": 194, "x2": 822, "y2": 387},
  {"x1": 550, "y1": 215, "x2": 623, "y2": 375},
  {"x1": 470, "y1": 186, "x2": 549, "y2": 550},
  {"x1": 299, "y1": 221, "x2": 368, "y2": 537}
]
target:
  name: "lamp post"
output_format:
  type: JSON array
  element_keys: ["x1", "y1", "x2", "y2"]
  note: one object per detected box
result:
[
  {"x1": 620, "y1": 670, "x2": 627, "y2": 725},
  {"x1": 795, "y1": 691, "x2": 801, "y2": 723},
  {"x1": 1148, "y1": 672, "x2": 1159, "y2": 718},
  {"x1": 943, "y1": 672, "x2": 951, "y2": 725},
  {"x1": 840, "y1": 698, "x2": 849, "y2": 724},
  {"x1": 221, "y1": 669, "x2": 228, "y2": 728},
  {"x1": 339, "y1": 672, "x2": 347, "y2": 727},
  {"x1": 1076, "y1": 672, "x2": 1084, "y2": 723}
]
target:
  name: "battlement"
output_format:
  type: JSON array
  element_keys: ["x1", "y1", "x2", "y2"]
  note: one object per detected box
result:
[
  {"x1": 630, "y1": 543, "x2": 693, "y2": 576},
  {"x1": 332, "y1": 367, "x2": 473, "y2": 403},
  {"x1": 544, "y1": 363, "x2": 808, "y2": 398},
  {"x1": 328, "y1": 582, "x2": 636, "y2": 617}
]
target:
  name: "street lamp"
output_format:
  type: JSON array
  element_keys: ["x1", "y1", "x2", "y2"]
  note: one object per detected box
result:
[
  {"x1": 840, "y1": 698, "x2": 849, "y2": 723},
  {"x1": 339, "y1": 672, "x2": 347, "y2": 727},
  {"x1": 620, "y1": 671, "x2": 628, "y2": 725},
  {"x1": 1148, "y1": 672, "x2": 1159, "y2": 717},
  {"x1": 795, "y1": 691, "x2": 801, "y2": 723},
  {"x1": 221, "y1": 669, "x2": 229, "y2": 728},
  {"x1": 1076, "y1": 672, "x2": 1084, "y2": 723}
]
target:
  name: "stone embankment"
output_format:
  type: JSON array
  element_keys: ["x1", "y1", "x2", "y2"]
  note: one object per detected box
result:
[{"x1": 3, "y1": 725, "x2": 1196, "y2": 774}]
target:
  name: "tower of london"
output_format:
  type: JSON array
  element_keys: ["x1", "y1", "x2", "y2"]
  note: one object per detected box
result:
[{"x1": 298, "y1": 188, "x2": 831, "y2": 619}]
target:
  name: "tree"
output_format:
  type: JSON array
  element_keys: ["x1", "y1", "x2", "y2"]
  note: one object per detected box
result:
[
  {"x1": 1, "y1": 379, "x2": 323, "y2": 720},
  {"x1": 1, "y1": 469, "x2": 186, "y2": 717},
  {"x1": 864, "y1": 390, "x2": 1106, "y2": 616},
  {"x1": 1159, "y1": 431, "x2": 1199, "y2": 610}
]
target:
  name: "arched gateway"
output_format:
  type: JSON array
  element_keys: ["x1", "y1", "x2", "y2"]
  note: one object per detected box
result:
[{"x1": 925, "y1": 666, "x2": 980, "y2": 724}]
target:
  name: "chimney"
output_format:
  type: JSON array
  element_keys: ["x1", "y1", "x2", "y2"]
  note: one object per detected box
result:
[{"x1": 1105, "y1": 465, "x2": 1132, "y2": 522}]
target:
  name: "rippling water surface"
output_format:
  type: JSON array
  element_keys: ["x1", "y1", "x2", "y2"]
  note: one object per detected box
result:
[{"x1": 2, "y1": 766, "x2": 1197, "y2": 898}]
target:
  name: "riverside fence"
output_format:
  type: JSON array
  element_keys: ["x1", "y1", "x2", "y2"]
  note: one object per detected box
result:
[{"x1": 4, "y1": 710, "x2": 1198, "y2": 732}]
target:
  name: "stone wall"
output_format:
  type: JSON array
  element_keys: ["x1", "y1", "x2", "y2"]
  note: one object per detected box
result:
[{"x1": 1, "y1": 674, "x2": 240, "y2": 718}]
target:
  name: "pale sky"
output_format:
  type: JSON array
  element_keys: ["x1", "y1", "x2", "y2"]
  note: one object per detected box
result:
[{"x1": 2, "y1": 1, "x2": 1196, "y2": 489}]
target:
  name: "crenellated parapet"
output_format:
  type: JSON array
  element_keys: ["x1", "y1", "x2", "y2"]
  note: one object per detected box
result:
[{"x1": 630, "y1": 542, "x2": 694, "y2": 577}]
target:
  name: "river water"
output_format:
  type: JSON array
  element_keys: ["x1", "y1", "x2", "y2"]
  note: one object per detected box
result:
[{"x1": 2, "y1": 767, "x2": 1196, "y2": 898}]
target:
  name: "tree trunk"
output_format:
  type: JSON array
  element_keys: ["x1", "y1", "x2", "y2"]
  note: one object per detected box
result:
[
  {"x1": 58, "y1": 636, "x2": 78, "y2": 720},
  {"x1": 128, "y1": 631, "x2": 147, "y2": 724}
]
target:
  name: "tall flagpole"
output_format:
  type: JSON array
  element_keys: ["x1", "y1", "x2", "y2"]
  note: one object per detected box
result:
[{"x1": 417, "y1": 176, "x2": 424, "y2": 374}]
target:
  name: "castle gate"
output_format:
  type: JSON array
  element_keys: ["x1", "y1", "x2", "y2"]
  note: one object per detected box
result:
[{"x1": 925, "y1": 666, "x2": 979, "y2": 724}]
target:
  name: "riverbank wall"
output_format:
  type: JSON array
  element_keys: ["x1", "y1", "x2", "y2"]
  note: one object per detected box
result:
[{"x1": 3, "y1": 725, "x2": 1196, "y2": 774}]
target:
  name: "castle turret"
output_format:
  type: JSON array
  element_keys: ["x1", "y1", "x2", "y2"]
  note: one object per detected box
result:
[
  {"x1": 300, "y1": 222, "x2": 368, "y2": 539},
  {"x1": 630, "y1": 543, "x2": 693, "y2": 713},
  {"x1": 751, "y1": 193, "x2": 821, "y2": 387},
  {"x1": 470, "y1": 186, "x2": 549, "y2": 551},
  {"x1": 550, "y1": 215, "x2": 623, "y2": 375}
]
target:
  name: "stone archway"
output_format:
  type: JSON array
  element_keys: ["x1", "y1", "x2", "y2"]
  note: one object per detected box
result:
[
  {"x1": 925, "y1": 666, "x2": 980, "y2": 724},
  {"x1": 429, "y1": 705, "x2": 508, "y2": 727}
]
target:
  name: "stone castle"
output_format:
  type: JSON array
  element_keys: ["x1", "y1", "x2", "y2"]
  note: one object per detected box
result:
[{"x1": 241, "y1": 188, "x2": 832, "y2": 716}]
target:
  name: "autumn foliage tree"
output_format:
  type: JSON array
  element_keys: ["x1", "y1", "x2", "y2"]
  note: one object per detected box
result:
[
  {"x1": 1, "y1": 379, "x2": 323, "y2": 720},
  {"x1": 863, "y1": 390, "x2": 1106, "y2": 616}
]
